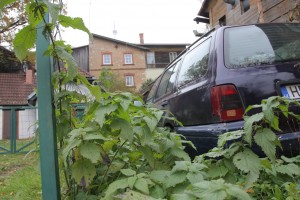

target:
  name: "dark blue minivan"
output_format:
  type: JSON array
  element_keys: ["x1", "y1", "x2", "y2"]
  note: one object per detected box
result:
[{"x1": 146, "y1": 23, "x2": 300, "y2": 157}]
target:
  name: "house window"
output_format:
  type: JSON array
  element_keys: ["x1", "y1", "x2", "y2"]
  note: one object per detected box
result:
[
  {"x1": 169, "y1": 52, "x2": 177, "y2": 62},
  {"x1": 125, "y1": 75, "x2": 135, "y2": 86},
  {"x1": 102, "y1": 53, "x2": 112, "y2": 65},
  {"x1": 147, "y1": 52, "x2": 155, "y2": 64},
  {"x1": 240, "y1": 0, "x2": 250, "y2": 14},
  {"x1": 124, "y1": 53, "x2": 133, "y2": 64}
]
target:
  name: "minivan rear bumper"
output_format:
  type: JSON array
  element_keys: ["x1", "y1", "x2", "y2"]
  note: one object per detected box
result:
[{"x1": 175, "y1": 121, "x2": 300, "y2": 157}]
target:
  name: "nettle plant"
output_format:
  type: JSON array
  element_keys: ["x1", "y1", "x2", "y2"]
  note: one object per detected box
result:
[{"x1": 3, "y1": 0, "x2": 300, "y2": 199}]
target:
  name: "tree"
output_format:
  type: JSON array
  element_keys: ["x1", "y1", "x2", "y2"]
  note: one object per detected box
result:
[{"x1": 0, "y1": 0, "x2": 29, "y2": 47}]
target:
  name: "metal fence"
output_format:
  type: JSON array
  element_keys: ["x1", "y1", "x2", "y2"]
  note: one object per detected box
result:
[{"x1": 0, "y1": 106, "x2": 37, "y2": 154}]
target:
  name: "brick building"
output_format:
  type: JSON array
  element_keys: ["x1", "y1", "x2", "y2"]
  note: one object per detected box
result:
[
  {"x1": 86, "y1": 34, "x2": 188, "y2": 90},
  {"x1": 194, "y1": 0, "x2": 300, "y2": 28},
  {"x1": 89, "y1": 34, "x2": 149, "y2": 90}
]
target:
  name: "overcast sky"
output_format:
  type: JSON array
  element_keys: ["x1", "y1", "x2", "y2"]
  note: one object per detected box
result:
[{"x1": 62, "y1": 0, "x2": 205, "y2": 47}]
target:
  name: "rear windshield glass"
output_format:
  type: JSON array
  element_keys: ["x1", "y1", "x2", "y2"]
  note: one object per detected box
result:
[{"x1": 224, "y1": 24, "x2": 300, "y2": 68}]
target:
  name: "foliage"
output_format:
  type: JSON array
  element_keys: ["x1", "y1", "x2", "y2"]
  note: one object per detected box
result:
[
  {"x1": 139, "y1": 78, "x2": 154, "y2": 93},
  {"x1": 96, "y1": 67, "x2": 137, "y2": 93},
  {"x1": 5, "y1": 0, "x2": 300, "y2": 199}
]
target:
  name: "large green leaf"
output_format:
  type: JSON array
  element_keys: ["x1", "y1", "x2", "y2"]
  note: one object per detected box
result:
[
  {"x1": 149, "y1": 170, "x2": 171, "y2": 184},
  {"x1": 217, "y1": 130, "x2": 244, "y2": 148},
  {"x1": 170, "y1": 193, "x2": 195, "y2": 200},
  {"x1": 79, "y1": 143, "x2": 101, "y2": 164},
  {"x1": 172, "y1": 161, "x2": 189, "y2": 173},
  {"x1": 276, "y1": 163, "x2": 300, "y2": 177},
  {"x1": 134, "y1": 178, "x2": 149, "y2": 194},
  {"x1": 164, "y1": 172, "x2": 187, "y2": 188},
  {"x1": 0, "y1": 0, "x2": 17, "y2": 9},
  {"x1": 226, "y1": 184, "x2": 253, "y2": 200},
  {"x1": 114, "y1": 190, "x2": 156, "y2": 200},
  {"x1": 62, "y1": 139, "x2": 81, "y2": 161},
  {"x1": 13, "y1": 25, "x2": 37, "y2": 61},
  {"x1": 244, "y1": 113, "x2": 264, "y2": 145},
  {"x1": 43, "y1": 0, "x2": 61, "y2": 24},
  {"x1": 95, "y1": 104, "x2": 118, "y2": 127},
  {"x1": 254, "y1": 128, "x2": 277, "y2": 162},
  {"x1": 190, "y1": 179, "x2": 252, "y2": 200},
  {"x1": 72, "y1": 158, "x2": 96, "y2": 185},
  {"x1": 143, "y1": 116, "x2": 158, "y2": 132},
  {"x1": 111, "y1": 118, "x2": 134, "y2": 142},
  {"x1": 233, "y1": 148, "x2": 261, "y2": 174},
  {"x1": 186, "y1": 172, "x2": 205, "y2": 184},
  {"x1": 121, "y1": 169, "x2": 136, "y2": 177},
  {"x1": 103, "y1": 178, "x2": 129, "y2": 199},
  {"x1": 59, "y1": 15, "x2": 90, "y2": 35}
]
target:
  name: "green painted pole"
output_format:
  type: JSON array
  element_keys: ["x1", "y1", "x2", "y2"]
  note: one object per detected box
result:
[{"x1": 36, "y1": 5, "x2": 61, "y2": 200}]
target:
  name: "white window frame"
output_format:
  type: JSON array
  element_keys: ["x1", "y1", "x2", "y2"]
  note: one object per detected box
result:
[
  {"x1": 146, "y1": 52, "x2": 155, "y2": 64},
  {"x1": 169, "y1": 52, "x2": 177, "y2": 62},
  {"x1": 124, "y1": 53, "x2": 133, "y2": 64},
  {"x1": 125, "y1": 75, "x2": 135, "y2": 87},
  {"x1": 103, "y1": 54, "x2": 112, "y2": 65}
]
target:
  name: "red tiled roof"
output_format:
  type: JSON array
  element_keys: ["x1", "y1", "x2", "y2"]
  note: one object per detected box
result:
[{"x1": 0, "y1": 73, "x2": 36, "y2": 106}]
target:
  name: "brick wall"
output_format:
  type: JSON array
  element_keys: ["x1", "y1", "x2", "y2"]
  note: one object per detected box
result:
[{"x1": 89, "y1": 37, "x2": 147, "y2": 90}]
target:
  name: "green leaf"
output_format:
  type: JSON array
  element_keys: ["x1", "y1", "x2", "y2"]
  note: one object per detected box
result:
[
  {"x1": 170, "y1": 147, "x2": 190, "y2": 161},
  {"x1": 276, "y1": 163, "x2": 300, "y2": 177},
  {"x1": 104, "y1": 178, "x2": 129, "y2": 199},
  {"x1": 111, "y1": 118, "x2": 134, "y2": 142},
  {"x1": 0, "y1": 0, "x2": 17, "y2": 9},
  {"x1": 170, "y1": 193, "x2": 195, "y2": 200},
  {"x1": 226, "y1": 184, "x2": 252, "y2": 200},
  {"x1": 190, "y1": 179, "x2": 227, "y2": 200},
  {"x1": 134, "y1": 178, "x2": 149, "y2": 194},
  {"x1": 128, "y1": 177, "x2": 137, "y2": 189},
  {"x1": 114, "y1": 190, "x2": 156, "y2": 200},
  {"x1": 164, "y1": 172, "x2": 187, "y2": 188},
  {"x1": 79, "y1": 143, "x2": 101, "y2": 164},
  {"x1": 83, "y1": 133, "x2": 107, "y2": 141},
  {"x1": 172, "y1": 161, "x2": 189, "y2": 173},
  {"x1": 121, "y1": 169, "x2": 136, "y2": 177},
  {"x1": 233, "y1": 148, "x2": 261, "y2": 174},
  {"x1": 207, "y1": 165, "x2": 229, "y2": 179},
  {"x1": 218, "y1": 130, "x2": 244, "y2": 148},
  {"x1": 244, "y1": 113, "x2": 264, "y2": 145},
  {"x1": 186, "y1": 172, "x2": 205, "y2": 184},
  {"x1": 59, "y1": 15, "x2": 90, "y2": 35},
  {"x1": 13, "y1": 25, "x2": 37, "y2": 61},
  {"x1": 143, "y1": 116, "x2": 158, "y2": 132},
  {"x1": 254, "y1": 128, "x2": 277, "y2": 161},
  {"x1": 95, "y1": 104, "x2": 118, "y2": 127},
  {"x1": 62, "y1": 139, "x2": 81, "y2": 161},
  {"x1": 149, "y1": 170, "x2": 171, "y2": 184},
  {"x1": 150, "y1": 185, "x2": 166, "y2": 199},
  {"x1": 72, "y1": 158, "x2": 96, "y2": 185},
  {"x1": 43, "y1": 0, "x2": 61, "y2": 23},
  {"x1": 55, "y1": 45, "x2": 78, "y2": 68}
]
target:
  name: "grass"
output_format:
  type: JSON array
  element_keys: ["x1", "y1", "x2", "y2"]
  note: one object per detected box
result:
[{"x1": 0, "y1": 153, "x2": 42, "y2": 200}]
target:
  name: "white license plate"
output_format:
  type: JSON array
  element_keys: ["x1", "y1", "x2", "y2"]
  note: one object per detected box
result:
[{"x1": 281, "y1": 84, "x2": 300, "y2": 99}]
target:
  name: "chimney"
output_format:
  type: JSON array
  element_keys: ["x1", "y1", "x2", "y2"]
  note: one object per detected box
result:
[
  {"x1": 25, "y1": 69, "x2": 33, "y2": 84},
  {"x1": 139, "y1": 33, "x2": 144, "y2": 44}
]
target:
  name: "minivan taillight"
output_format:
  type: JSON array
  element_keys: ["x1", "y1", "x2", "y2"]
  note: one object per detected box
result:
[{"x1": 211, "y1": 85, "x2": 244, "y2": 122}]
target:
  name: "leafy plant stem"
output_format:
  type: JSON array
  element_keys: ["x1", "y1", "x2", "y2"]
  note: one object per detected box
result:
[{"x1": 99, "y1": 139, "x2": 128, "y2": 187}]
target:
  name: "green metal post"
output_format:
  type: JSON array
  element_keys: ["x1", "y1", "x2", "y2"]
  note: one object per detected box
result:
[
  {"x1": 36, "y1": 5, "x2": 61, "y2": 200},
  {"x1": 11, "y1": 109, "x2": 16, "y2": 153}
]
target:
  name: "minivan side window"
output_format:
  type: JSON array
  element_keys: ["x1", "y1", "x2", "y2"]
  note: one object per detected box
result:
[
  {"x1": 177, "y1": 38, "x2": 211, "y2": 88},
  {"x1": 155, "y1": 61, "x2": 180, "y2": 99},
  {"x1": 146, "y1": 76, "x2": 161, "y2": 103}
]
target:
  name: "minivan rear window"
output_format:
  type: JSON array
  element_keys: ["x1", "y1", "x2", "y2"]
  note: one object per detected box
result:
[{"x1": 224, "y1": 24, "x2": 300, "y2": 68}]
